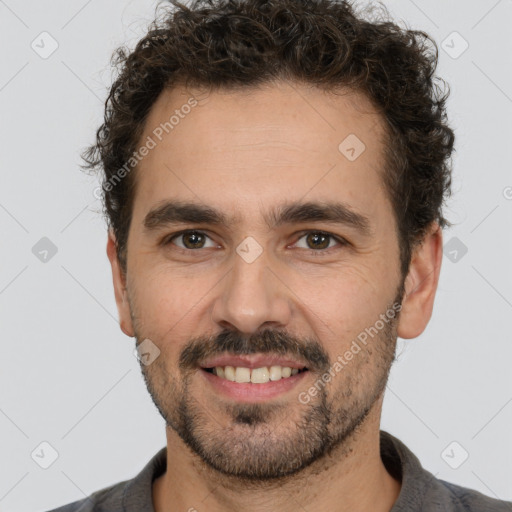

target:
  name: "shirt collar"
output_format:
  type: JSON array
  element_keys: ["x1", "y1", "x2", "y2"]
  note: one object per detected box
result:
[{"x1": 120, "y1": 430, "x2": 434, "y2": 511}]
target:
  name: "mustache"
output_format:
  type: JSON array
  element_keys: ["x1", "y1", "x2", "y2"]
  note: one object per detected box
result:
[{"x1": 179, "y1": 328, "x2": 330, "y2": 373}]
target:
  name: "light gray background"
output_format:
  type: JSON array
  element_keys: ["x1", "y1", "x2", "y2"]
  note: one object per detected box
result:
[{"x1": 1, "y1": 0, "x2": 511, "y2": 510}]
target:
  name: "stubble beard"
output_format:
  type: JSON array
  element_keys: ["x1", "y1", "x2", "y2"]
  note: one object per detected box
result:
[{"x1": 132, "y1": 290, "x2": 402, "y2": 483}]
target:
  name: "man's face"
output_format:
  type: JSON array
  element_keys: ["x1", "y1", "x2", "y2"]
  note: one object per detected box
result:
[{"x1": 112, "y1": 81, "x2": 407, "y2": 480}]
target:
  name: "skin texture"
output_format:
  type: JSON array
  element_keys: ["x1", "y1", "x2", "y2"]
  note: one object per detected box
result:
[{"x1": 107, "y1": 80, "x2": 443, "y2": 512}]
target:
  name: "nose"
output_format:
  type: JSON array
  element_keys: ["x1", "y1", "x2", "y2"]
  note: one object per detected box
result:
[{"x1": 210, "y1": 246, "x2": 292, "y2": 335}]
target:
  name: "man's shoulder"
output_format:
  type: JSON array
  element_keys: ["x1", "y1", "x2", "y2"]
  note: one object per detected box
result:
[
  {"x1": 44, "y1": 446, "x2": 167, "y2": 512},
  {"x1": 430, "y1": 477, "x2": 512, "y2": 511},
  {"x1": 43, "y1": 479, "x2": 128, "y2": 512},
  {"x1": 380, "y1": 430, "x2": 512, "y2": 512}
]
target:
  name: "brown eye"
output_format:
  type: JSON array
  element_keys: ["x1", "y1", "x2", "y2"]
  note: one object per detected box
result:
[
  {"x1": 294, "y1": 231, "x2": 345, "y2": 251},
  {"x1": 305, "y1": 232, "x2": 330, "y2": 250},
  {"x1": 181, "y1": 232, "x2": 205, "y2": 249},
  {"x1": 166, "y1": 230, "x2": 216, "y2": 250}
]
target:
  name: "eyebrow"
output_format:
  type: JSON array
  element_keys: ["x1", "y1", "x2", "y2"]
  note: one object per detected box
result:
[{"x1": 143, "y1": 199, "x2": 373, "y2": 237}]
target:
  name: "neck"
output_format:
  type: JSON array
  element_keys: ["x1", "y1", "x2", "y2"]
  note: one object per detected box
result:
[{"x1": 153, "y1": 397, "x2": 401, "y2": 512}]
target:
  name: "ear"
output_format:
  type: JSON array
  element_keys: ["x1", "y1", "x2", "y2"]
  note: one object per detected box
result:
[
  {"x1": 106, "y1": 228, "x2": 135, "y2": 337},
  {"x1": 397, "y1": 222, "x2": 443, "y2": 339}
]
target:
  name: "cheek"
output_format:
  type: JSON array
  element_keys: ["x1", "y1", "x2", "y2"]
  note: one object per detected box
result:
[
  {"x1": 133, "y1": 267, "x2": 204, "y2": 315},
  {"x1": 129, "y1": 270, "x2": 215, "y2": 356},
  {"x1": 131, "y1": 247, "x2": 243, "y2": 348},
  {"x1": 296, "y1": 265, "x2": 394, "y2": 344}
]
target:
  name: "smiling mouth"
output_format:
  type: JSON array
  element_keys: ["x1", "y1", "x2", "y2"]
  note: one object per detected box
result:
[{"x1": 202, "y1": 365, "x2": 309, "y2": 384}]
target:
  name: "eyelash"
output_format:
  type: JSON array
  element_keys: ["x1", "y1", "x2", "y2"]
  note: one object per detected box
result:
[{"x1": 162, "y1": 230, "x2": 349, "y2": 254}]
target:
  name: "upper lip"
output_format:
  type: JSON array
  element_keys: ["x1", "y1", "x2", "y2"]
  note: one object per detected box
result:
[{"x1": 199, "y1": 354, "x2": 308, "y2": 370}]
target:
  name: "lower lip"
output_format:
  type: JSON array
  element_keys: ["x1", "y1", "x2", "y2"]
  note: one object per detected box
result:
[{"x1": 200, "y1": 368, "x2": 309, "y2": 402}]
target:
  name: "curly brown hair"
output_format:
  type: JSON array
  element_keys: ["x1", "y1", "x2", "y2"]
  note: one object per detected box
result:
[{"x1": 83, "y1": 0, "x2": 455, "y2": 281}]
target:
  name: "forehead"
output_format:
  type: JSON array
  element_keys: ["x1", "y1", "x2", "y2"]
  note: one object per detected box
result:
[{"x1": 130, "y1": 81, "x2": 392, "y2": 231}]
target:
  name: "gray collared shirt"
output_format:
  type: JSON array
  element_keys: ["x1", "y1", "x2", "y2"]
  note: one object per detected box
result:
[{"x1": 45, "y1": 430, "x2": 512, "y2": 511}]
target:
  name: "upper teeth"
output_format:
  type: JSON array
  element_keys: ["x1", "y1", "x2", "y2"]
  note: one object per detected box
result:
[{"x1": 213, "y1": 365, "x2": 301, "y2": 383}]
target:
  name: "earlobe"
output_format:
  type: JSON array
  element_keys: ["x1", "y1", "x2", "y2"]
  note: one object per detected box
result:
[
  {"x1": 397, "y1": 223, "x2": 443, "y2": 340},
  {"x1": 106, "y1": 229, "x2": 135, "y2": 337}
]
